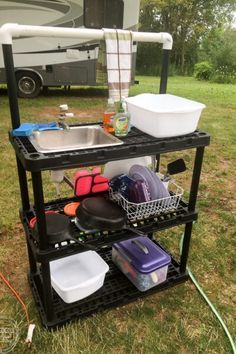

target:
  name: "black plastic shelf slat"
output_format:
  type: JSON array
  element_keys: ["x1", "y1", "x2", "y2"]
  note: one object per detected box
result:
[
  {"x1": 9, "y1": 127, "x2": 210, "y2": 171},
  {"x1": 20, "y1": 196, "x2": 197, "y2": 262},
  {"x1": 28, "y1": 243, "x2": 189, "y2": 329}
]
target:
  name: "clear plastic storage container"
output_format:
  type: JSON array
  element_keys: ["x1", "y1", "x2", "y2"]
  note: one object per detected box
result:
[{"x1": 112, "y1": 236, "x2": 171, "y2": 291}]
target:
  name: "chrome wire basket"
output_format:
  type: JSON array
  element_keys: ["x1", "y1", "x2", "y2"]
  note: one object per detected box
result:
[{"x1": 109, "y1": 179, "x2": 183, "y2": 221}]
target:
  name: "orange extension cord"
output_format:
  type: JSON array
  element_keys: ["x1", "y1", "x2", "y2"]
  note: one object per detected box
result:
[{"x1": 0, "y1": 271, "x2": 35, "y2": 347}]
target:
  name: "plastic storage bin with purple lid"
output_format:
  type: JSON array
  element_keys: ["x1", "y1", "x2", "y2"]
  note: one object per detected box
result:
[{"x1": 112, "y1": 236, "x2": 171, "y2": 292}]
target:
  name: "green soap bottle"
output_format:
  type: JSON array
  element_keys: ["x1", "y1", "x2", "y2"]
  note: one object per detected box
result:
[{"x1": 113, "y1": 101, "x2": 130, "y2": 137}]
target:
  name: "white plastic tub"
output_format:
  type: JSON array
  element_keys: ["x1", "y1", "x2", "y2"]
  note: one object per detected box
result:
[
  {"x1": 103, "y1": 156, "x2": 153, "y2": 179},
  {"x1": 125, "y1": 94, "x2": 206, "y2": 138},
  {"x1": 50, "y1": 251, "x2": 109, "y2": 303}
]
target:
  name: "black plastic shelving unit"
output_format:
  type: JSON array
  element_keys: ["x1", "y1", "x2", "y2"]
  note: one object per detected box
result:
[{"x1": 2, "y1": 39, "x2": 210, "y2": 329}]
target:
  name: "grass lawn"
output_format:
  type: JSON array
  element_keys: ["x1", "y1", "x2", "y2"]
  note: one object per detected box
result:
[{"x1": 0, "y1": 76, "x2": 235, "y2": 353}]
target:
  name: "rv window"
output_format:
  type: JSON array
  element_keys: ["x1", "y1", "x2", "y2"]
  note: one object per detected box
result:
[{"x1": 84, "y1": 0, "x2": 124, "y2": 29}]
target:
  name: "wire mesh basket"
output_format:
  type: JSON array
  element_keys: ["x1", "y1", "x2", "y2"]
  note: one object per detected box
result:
[{"x1": 109, "y1": 179, "x2": 184, "y2": 221}]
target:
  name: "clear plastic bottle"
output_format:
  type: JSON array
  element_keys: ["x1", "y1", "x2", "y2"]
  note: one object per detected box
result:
[
  {"x1": 121, "y1": 98, "x2": 131, "y2": 132},
  {"x1": 113, "y1": 101, "x2": 130, "y2": 137},
  {"x1": 103, "y1": 98, "x2": 116, "y2": 133}
]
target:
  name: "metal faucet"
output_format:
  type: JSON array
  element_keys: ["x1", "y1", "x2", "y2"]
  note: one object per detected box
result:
[{"x1": 58, "y1": 114, "x2": 70, "y2": 130}]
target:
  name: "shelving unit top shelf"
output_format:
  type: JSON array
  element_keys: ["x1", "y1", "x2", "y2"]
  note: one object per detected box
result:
[{"x1": 9, "y1": 126, "x2": 210, "y2": 171}]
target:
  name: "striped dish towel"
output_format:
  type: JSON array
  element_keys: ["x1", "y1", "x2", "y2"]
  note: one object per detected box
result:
[{"x1": 97, "y1": 29, "x2": 133, "y2": 102}]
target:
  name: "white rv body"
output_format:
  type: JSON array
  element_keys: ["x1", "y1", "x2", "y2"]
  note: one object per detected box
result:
[{"x1": 0, "y1": 0, "x2": 140, "y2": 97}]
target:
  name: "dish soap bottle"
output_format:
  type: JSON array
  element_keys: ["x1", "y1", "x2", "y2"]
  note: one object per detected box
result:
[
  {"x1": 113, "y1": 101, "x2": 130, "y2": 137},
  {"x1": 103, "y1": 98, "x2": 116, "y2": 133},
  {"x1": 121, "y1": 97, "x2": 131, "y2": 132}
]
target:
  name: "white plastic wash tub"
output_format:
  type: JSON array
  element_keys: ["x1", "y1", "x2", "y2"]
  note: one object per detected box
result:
[{"x1": 125, "y1": 94, "x2": 206, "y2": 138}]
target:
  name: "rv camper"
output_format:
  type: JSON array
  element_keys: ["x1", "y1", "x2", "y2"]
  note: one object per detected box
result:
[{"x1": 0, "y1": 0, "x2": 140, "y2": 97}]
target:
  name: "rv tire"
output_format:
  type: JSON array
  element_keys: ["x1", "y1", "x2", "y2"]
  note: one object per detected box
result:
[{"x1": 16, "y1": 71, "x2": 42, "y2": 98}]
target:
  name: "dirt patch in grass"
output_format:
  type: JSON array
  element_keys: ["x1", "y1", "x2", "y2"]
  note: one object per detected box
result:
[{"x1": 0, "y1": 223, "x2": 30, "y2": 300}]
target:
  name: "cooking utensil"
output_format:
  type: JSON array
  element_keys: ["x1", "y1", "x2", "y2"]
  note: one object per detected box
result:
[
  {"x1": 63, "y1": 202, "x2": 80, "y2": 217},
  {"x1": 74, "y1": 218, "x2": 98, "y2": 233},
  {"x1": 32, "y1": 213, "x2": 96, "y2": 250},
  {"x1": 163, "y1": 158, "x2": 186, "y2": 181},
  {"x1": 29, "y1": 210, "x2": 57, "y2": 229},
  {"x1": 75, "y1": 196, "x2": 146, "y2": 236}
]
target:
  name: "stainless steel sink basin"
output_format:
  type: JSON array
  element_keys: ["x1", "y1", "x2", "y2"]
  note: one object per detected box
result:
[{"x1": 29, "y1": 125, "x2": 123, "y2": 153}]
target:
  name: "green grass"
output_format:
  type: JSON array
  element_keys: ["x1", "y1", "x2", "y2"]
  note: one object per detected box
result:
[{"x1": 0, "y1": 76, "x2": 235, "y2": 353}]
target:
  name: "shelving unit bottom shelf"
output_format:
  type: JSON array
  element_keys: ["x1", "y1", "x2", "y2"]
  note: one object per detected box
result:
[{"x1": 29, "y1": 243, "x2": 189, "y2": 329}]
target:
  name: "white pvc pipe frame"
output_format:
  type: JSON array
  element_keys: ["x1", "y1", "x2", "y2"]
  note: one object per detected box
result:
[{"x1": 0, "y1": 23, "x2": 173, "y2": 50}]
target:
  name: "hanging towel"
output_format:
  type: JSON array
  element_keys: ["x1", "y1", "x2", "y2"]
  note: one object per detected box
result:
[{"x1": 96, "y1": 29, "x2": 133, "y2": 102}]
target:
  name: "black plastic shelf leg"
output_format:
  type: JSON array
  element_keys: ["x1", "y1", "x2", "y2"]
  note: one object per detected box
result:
[
  {"x1": 3, "y1": 44, "x2": 30, "y2": 210},
  {"x1": 41, "y1": 262, "x2": 55, "y2": 322},
  {"x1": 31, "y1": 171, "x2": 55, "y2": 321},
  {"x1": 26, "y1": 239, "x2": 37, "y2": 274},
  {"x1": 31, "y1": 171, "x2": 48, "y2": 250},
  {"x1": 2, "y1": 44, "x2": 20, "y2": 129},
  {"x1": 159, "y1": 49, "x2": 170, "y2": 94},
  {"x1": 16, "y1": 157, "x2": 30, "y2": 211},
  {"x1": 180, "y1": 222, "x2": 193, "y2": 273},
  {"x1": 180, "y1": 146, "x2": 205, "y2": 272},
  {"x1": 188, "y1": 146, "x2": 205, "y2": 211}
]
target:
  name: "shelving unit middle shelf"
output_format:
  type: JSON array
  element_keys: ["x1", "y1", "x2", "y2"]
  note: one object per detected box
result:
[{"x1": 20, "y1": 196, "x2": 198, "y2": 262}]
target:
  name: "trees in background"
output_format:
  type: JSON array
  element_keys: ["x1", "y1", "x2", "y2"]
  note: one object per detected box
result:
[
  {"x1": 196, "y1": 28, "x2": 236, "y2": 83},
  {"x1": 137, "y1": 0, "x2": 236, "y2": 82}
]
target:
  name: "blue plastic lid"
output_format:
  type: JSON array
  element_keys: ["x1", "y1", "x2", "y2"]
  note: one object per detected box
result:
[{"x1": 113, "y1": 236, "x2": 171, "y2": 274}]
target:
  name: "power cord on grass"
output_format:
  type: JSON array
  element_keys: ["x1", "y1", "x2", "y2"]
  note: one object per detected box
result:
[
  {"x1": 0, "y1": 272, "x2": 35, "y2": 348},
  {"x1": 179, "y1": 234, "x2": 236, "y2": 354}
]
